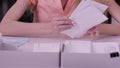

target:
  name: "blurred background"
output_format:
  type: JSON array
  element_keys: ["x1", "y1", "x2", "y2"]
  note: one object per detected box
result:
[
  {"x1": 0, "y1": 0, "x2": 16, "y2": 21},
  {"x1": 0, "y1": 0, "x2": 33, "y2": 22}
]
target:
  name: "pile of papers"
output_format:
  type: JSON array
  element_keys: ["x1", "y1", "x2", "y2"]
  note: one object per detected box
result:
[
  {"x1": 62, "y1": 0, "x2": 108, "y2": 38},
  {"x1": 32, "y1": 40, "x2": 120, "y2": 54}
]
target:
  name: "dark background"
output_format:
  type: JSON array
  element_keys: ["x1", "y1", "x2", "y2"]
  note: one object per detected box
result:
[{"x1": 0, "y1": 0, "x2": 33, "y2": 22}]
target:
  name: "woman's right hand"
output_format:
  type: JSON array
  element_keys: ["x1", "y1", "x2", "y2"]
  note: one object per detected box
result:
[{"x1": 45, "y1": 16, "x2": 73, "y2": 34}]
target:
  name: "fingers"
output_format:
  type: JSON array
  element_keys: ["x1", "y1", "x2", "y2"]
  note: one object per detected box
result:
[
  {"x1": 56, "y1": 20, "x2": 73, "y2": 26},
  {"x1": 85, "y1": 27, "x2": 100, "y2": 37},
  {"x1": 50, "y1": 16, "x2": 74, "y2": 33},
  {"x1": 51, "y1": 21, "x2": 73, "y2": 33},
  {"x1": 52, "y1": 16, "x2": 73, "y2": 24},
  {"x1": 56, "y1": 24, "x2": 73, "y2": 32}
]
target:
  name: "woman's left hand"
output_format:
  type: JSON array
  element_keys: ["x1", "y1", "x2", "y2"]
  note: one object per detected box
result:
[{"x1": 84, "y1": 26, "x2": 99, "y2": 37}]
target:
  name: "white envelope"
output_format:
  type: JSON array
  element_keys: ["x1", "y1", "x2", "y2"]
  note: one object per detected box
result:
[
  {"x1": 70, "y1": 0, "x2": 108, "y2": 19},
  {"x1": 62, "y1": 5, "x2": 108, "y2": 38},
  {"x1": 64, "y1": 40, "x2": 91, "y2": 53},
  {"x1": 33, "y1": 42, "x2": 61, "y2": 52},
  {"x1": 92, "y1": 42, "x2": 120, "y2": 53},
  {"x1": 90, "y1": 0, "x2": 108, "y2": 13}
]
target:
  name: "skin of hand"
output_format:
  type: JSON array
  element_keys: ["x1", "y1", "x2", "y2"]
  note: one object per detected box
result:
[
  {"x1": 84, "y1": 27, "x2": 99, "y2": 37},
  {"x1": 46, "y1": 16, "x2": 73, "y2": 34}
]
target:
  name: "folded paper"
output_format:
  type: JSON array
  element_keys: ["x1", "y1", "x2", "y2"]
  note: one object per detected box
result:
[{"x1": 61, "y1": 0, "x2": 108, "y2": 38}]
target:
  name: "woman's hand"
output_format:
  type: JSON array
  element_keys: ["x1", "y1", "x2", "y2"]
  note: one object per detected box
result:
[
  {"x1": 85, "y1": 26, "x2": 99, "y2": 37},
  {"x1": 46, "y1": 16, "x2": 73, "y2": 34}
]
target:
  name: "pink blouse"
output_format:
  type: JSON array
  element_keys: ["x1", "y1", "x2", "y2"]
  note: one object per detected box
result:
[{"x1": 28, "y1": 0, "x2": 76, "y2": 22}]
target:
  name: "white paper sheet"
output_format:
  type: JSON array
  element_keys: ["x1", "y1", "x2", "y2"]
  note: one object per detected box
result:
[
  {"x1": 62, "y1": 5, "x2": 108, "y2": 38},
  {"x1": 61, "y1": 0, "x2": 108, "y2": 38},
  {"x1": 70, "y1": 0, "x2": 108, "y2": 17},
  {"x1": 90, "y1": 0, "x2": 108, "y2": 13},
  {"x1": 93, "y1": 42, "x2": 120, "y2": 53}
]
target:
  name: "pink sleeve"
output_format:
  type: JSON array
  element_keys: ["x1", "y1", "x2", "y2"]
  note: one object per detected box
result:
[{"x1": 28, "y1": 0, "x2": 38, "y2": 6}]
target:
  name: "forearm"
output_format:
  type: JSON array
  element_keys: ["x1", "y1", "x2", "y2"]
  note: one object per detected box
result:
[
  {"x1": 105, "y1": 0, "x2": 120, "y2": 23},
  {"x1": 0, "y1": 21, "x2": 52, "y2": 37},
  {"x1": 98, "y1": 24, "x2": 120, "y2": 35}
]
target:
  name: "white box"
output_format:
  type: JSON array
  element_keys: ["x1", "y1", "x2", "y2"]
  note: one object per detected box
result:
[
  {"x1": 0, "y1": 42, "x2": 62, "y2": 68},
  {"x1": 61, "y1": 41, "x2": 120, "y2": 68}
]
